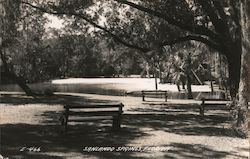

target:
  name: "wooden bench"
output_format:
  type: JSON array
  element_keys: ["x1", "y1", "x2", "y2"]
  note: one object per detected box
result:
[
  {"x1": 61, "y1": 103, "x2": 124, "y2": 131},
  {"x1": 199, "y1": 98, "x2": 231, "y2": 116},
  {"x1": 142, "y1": 90, "x2": 167, "y2": 102}
]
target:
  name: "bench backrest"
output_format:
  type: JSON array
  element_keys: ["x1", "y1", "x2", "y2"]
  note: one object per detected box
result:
[
  {"x1": 64, "y1": 103, "x2": 123, "y2": 118},
  {"x1": 201, "y1": 98, "x2": 230, "y2": 101},
  {"x1": 64, "y1": 103, "x2": 123, "y2": 109},
  {"x1": 142, "y1": 90, "x2": 167, "y2": 93}
]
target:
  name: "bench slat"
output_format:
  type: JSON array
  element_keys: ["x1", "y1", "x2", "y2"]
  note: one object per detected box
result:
[
  {"x1": 142, "y1": 90, "x2": 167, "y2": 92},
  {"x1": 68, "y1": 110, "x2": 122, "y2": 116},
  {"x1": 203, "y1": 103, "x2": 228, "y2": 106},
  {"x1": 65, "y1": 104, "x2": 123, "y2": 109},
  {"x1": 68, "y1": 117, "x2": 113, "y2": 122},
  {"x1": 205, "y1": 107, "x2": 229, "y2": 110},
  {"x1": 142, "y1": 93, "x2": 167, "y2": 95},
  {"x1": 201, "y1": 98, "x2": 229, "y2": 101},
  {"x1": 142, "y1": 90, "x2": 167, "y2": 102}
]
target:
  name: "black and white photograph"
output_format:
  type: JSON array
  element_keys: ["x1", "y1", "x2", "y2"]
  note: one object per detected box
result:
[{"x1": 0, "y1": 0, "x2": 250, "y2": 158}]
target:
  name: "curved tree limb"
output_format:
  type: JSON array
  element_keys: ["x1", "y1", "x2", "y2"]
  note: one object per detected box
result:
[
  {"x1": 21, "y1": 1, "x2": 150, "y2": 53},
  {"x1": 115, "y1": 0, "x2": 220, "y2": 41},
  {"x1": 197, "y1": 0, "x2": 229, "y2": 38},
  {"x1": 212, "y1": 0, "x2": 228, "y2": 20},
  {"x1": 22, "y1": 1, "x2": 224, "y2": 57},
  {"x1": 229, "y1": 0, "x2": 240, "y2": 27},
  {"x1": 0, "y1": 47, "x2": 35, "y2": 96},
  {"x1": 159, "y1": 34, "x2": 223, "y2": 53},
  {"x1": 212, "y1": 0, "x2": 231, "y2": 34}
]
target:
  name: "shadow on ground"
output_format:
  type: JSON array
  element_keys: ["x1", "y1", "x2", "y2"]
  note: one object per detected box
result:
[
  {"x1": 1, "y1": 113, "x2": 240, "y2": 159},
  {"x1": 163, "y1": 143, "x2": 247, "y2": 158},
  {"x1": 1, "y1": 122, "x2": 245, "y2": 159},
  {"x1": 122, "y1": 113, "x2": 233, "y2": 137},
  {"x1": 1, "y1": 123, "x2": 147, "y2": 159},
  {"x1": 0, "y1": 93, "x2": 246, "y2": 159},
  {"x1": 0, "y1": 93, "x2": 117, "y2": 105}
]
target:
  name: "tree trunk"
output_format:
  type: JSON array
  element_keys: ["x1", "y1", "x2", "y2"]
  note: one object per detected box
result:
[
  {"x1": 234, "y1": 0, "x2": 250, "y2": 138},
  {"x1": 3, "y1": 71, "x2": 34, "y2": 96},
  {"x1": 218, "y1": 53, "x2": 224, "y2": 89},
  {"x1": 186, "y1": 53, "x2": 193, "y2": 99},
  {"x1": 158, "y1": 62, "x2": 163, "y2": 83},
  {"x1": 154, "y1": 64, "x2": 158, "y2": 90},
  {"x1": 186, "y1": 74, "x2": 193, "y2": 99},
  {"x1": 146, "y1": 62, "x2": 150, "y2": 78},
  {"x1": 1, "y1": 49, "x2": 35, "y2": 96},
  {"x1": 155, "y1": 75, "x2": 158, "y2": 90},
  {"x1": 226, "y1": 51, "x2": 241, "y2": 99}
]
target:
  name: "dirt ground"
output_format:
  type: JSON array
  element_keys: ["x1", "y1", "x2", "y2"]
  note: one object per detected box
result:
[{"x1": 0, "y1": 92, "x2": 249, "y2": 159}]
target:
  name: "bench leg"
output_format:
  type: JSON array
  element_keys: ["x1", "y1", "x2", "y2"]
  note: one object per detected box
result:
[
  {"x1": 142, "y1": 92, "x2": 145, "y2": 101},
  {"x1": 60, "y1": 113, "x2": 68, "y2": 132},
  {"x1": 165, "y1": 92, "x2": 167, "y2": 102},
  {"x1": 200, "y1": 104, "x2": 204, "y2": 116},
  {"x1": 62, "y1": 113, "x2": 68, "y2": 132},
  {"x1": 64, "y1": 120, "x2": 68, "y2": 132},
  {"x1": 112, "y1": 115, "x2": 121, "y2": 129}
]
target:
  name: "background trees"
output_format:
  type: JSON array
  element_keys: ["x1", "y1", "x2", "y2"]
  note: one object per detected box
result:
[
  {"x1": 22, "y1": 0, "x2": 241, "y2": 96},
  {"x1": 0, "y1": 0, "x2": 35, "y2": 95}
]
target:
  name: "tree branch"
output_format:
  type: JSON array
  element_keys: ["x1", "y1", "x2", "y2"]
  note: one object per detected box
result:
[
  {"x1": 211, "y1": 0, "x2": 231, "y2": 36},
  {"x1": 229, "y1": 0, "x2": 241, "y2": 27},
  {"x1": 22, "y1": 1, "x2": 226, "y2": 57},
  {"x1": 212, "y1": 0, "x2": 227, "y2": 20},
  {"x1": 159, "y1": 34, "x2": 224, "y2": 53},
  {"x1": 115, "y1": 0, "x2": 219, "y2": 41},
  {"x1": 197, "y1": 0, "x2": 231, "y2": 42},
  {"x1": 196, "y1": 0, "x2": 220, "y2": 31},
  {"x1": 21, "y1": 1, "x2": 150, "y2": 53}
]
